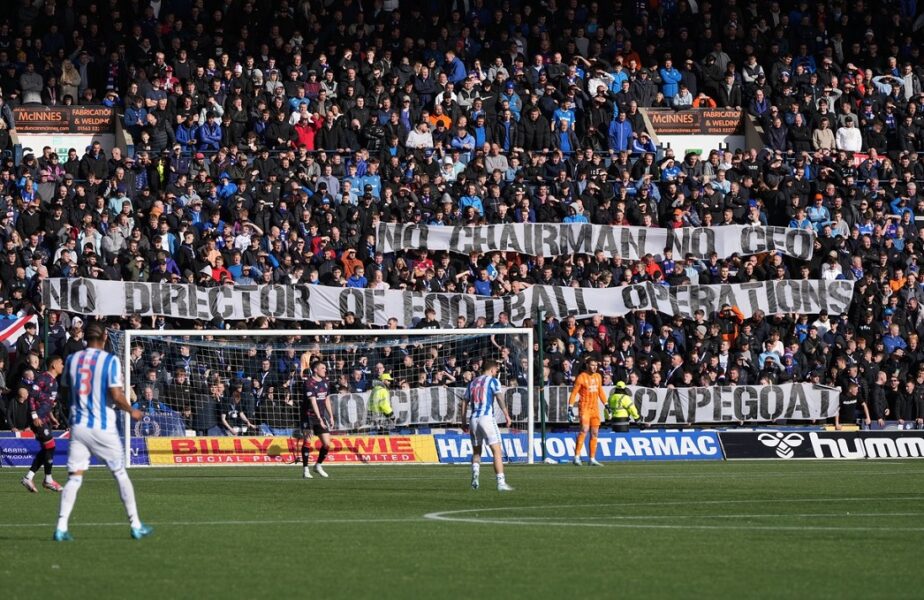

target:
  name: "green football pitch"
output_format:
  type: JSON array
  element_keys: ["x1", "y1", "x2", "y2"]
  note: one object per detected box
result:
[{"x1": 2, "y1": 461, "x2": 923, "y2": 599}]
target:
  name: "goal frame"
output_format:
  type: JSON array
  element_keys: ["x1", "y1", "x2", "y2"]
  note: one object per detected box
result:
[{"x1": 121, "y1": 328, "x2": 536, "y2": 467}]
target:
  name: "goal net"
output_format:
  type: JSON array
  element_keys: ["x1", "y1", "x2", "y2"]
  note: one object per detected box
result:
[{"x1": 108, "y1": 328, "x2": 535, "y2": 465}]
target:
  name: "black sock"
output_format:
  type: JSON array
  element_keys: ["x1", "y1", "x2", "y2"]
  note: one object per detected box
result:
[
  {"x1": 301, "y1": 444, "x2": 311, "y2": 467},
  {"x1": 44, "y1": 449, "x2": 54, "y2": 476},
  {"x1": 29, "y1": 449, "x2": 44, "y2": 475},
  {"x1": 317, "y1": 444, "x2": 329, "y2": 464}
]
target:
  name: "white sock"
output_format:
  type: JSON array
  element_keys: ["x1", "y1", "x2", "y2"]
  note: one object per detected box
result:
[
  {"x1": 112, "y1": 467, "x2": 142, "y2": 529},
  {"x1": 25, "y1": 471, "x2": 35, "y2": 481},
  {"x1": 496, "y1": 473, "x2": 506, "y2": 484},
  {"x1": 471, "y1": 463, "x2": 480, "y2": 478},
  {"x1": 45, "y1": 474, "x2": 54, "y2": 483},
  {"x1": 56, "y1": 474, "x2": 83, "y2": 531}
]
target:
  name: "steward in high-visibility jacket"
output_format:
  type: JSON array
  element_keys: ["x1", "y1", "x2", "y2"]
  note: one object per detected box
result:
[
  {"x1": 607, "y1": 381, "x2": 639, "y2": 433},
  {"x1": 370, "y1": 373, "x2": 396, "y2": 424}
]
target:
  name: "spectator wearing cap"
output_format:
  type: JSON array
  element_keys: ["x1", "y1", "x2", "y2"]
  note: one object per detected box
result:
[{"x1": 500, "y1": 81, "x2": 523, "y2": 121}]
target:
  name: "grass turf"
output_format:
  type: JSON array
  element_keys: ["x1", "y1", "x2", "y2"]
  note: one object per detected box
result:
[{"x1": 1, "y1": 461, "x2": 922, "y2": 599}]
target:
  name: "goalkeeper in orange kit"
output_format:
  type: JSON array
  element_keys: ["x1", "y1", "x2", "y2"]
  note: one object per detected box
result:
[{"x1": 568, "y1": 359, "x2": 607, "y2": 466}]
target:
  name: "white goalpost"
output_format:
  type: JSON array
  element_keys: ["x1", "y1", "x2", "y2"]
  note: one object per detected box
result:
[{"x1": 112, "y1": 328, "x2": 536, "y2": 467}]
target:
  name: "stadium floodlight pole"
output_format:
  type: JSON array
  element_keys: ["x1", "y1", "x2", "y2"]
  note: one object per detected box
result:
[
  {"x1": 120, "y1": 327, "x2": 536, "y2": 466},
  {"x1": 536, "y1": 309, "x2": 547, "y2": 463}
]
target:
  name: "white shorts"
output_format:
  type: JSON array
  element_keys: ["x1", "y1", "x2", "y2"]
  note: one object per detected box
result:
[
  {"x1": 469, "y1": 415, "x2": 501, "y2": 447},
  {"x1": 67, "y1": 425, "x2": 125, "y2": 472}
]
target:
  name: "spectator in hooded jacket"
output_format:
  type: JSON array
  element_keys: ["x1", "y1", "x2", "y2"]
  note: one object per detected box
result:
[{"x1": 198, "y1": 113, "x2": 223, "y2": 152}]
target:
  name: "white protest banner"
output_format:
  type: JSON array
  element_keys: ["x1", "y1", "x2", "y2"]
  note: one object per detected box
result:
[
  {"x1": 43, "y1": 278, "x2": 853, "y2": 327},
  {"x1": 328, "y1": 383, "x2": 838, "y2": 429},
  {"x1": 540, "y1": 383, "x2": 840, "y2": 425},
  {"x1": 377, "y1": 223, "x2": 816, "y2": 260}
]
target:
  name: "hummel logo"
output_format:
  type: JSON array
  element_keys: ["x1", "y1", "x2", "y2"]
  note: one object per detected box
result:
[{"x1": 757, "y1": 432, "x2": 805, "y2": 459}]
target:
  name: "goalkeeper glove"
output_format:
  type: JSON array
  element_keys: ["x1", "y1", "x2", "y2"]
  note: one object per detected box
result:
[{"x1": 568, "y1": 405, "x2": 578, "y2": 423}]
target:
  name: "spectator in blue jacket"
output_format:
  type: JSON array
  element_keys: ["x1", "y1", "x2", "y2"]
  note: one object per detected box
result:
[
  {"x1": 459, "y1": 183, "x2": 485, "y2": 216},
  {"x1": 563, "y1": 204, "x2": 588, "y2": 223},
  {"x1": 608, "y1": 112, "x2": 633, "y2": 152},
  {"x1": 500, "y1": 83, "x2": 522, "y2": 121},
  {"x1": 346, "y1": 266, "x2": 368, "y2": 289},
  {"x1": 443, "y1": 50, "x2": 467, "y2": 86},
  {"x1": 609, "y1": 63, "x2": 629, "y2": 94},
  {"x1": 123, "y1": 97, "x2": 147, "y2": 143},
  {"x1": 659, "y1": 59, "x2": 683, "y2": 99},
  {"x1": 198, "y1": 113, "x2": 222, "y2": 152},
  {"x1": 631, "y1": 132, "x2": 656, "y2": 155},
  {"x1": 450, "y1": 126, "x2": 476, "y2": 163},
  {"x1": 175, "y1": 115, "x2": 199, "y2": 154},
  {"x1": 882, "y1": 324, "x2": 907, "y2": 355},
  {"x1": 216, "y1": 173, "x2": 238, "y2": 201},
  {"x1": 552, "y1": 99, "x2": 576, "y2": 131}
]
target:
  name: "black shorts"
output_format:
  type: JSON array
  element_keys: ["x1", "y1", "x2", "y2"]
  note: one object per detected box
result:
[
  {"x1": 301, "y1": 415, "x2": 330, "y2": 436},
  {"x1": 30, "y1": 423, "x2": 53, "y2": 444}
]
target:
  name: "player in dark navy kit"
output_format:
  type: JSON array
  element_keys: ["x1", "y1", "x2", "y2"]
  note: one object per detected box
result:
[
  {"x1": 21, "y1": 356, "x2": 65, "y2": 493},
  {"x1": 300, "y1": 362, "x2": 333, "y2": 479}
]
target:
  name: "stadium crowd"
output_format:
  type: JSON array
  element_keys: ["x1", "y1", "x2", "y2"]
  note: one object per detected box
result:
[{"x1": 2, "y1": 0, "x2": 924, "y2": 429}]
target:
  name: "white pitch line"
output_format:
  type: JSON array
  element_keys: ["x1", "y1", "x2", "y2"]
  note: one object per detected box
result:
[
  {"x1": 423, "y1": 496, "x2": 924, "y2": 512},
  {"x1": 507, "y1": 512, "x2": 924, "y2": 521},
  {"x1": 0, "y1": 517, "x2": 422, "y2": 529},
  {"x1": 423, "y1": 498, "x2": 924, "y2": 532},
  {"x1": 4, "y1": 468, "x2": 924, "y2": 484},
  {"x1": 422, "y1": 517, "x2": 924, "y2": 533}
]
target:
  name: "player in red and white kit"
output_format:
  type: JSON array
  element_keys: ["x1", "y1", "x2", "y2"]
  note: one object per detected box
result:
[
  {"x1": 300, "y1": 362, "x2": 333, "y2": 479},
  {"x1": 21, "y1": 356, "x2": 65, "y2": 493}
]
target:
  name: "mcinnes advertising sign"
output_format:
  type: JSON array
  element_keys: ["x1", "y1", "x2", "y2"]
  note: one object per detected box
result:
[
  {"x1": 13, "y1": 106, "x2": 115, "y2": 134},
  {"x1": 647, "y1": 109, "x2": 744, "y2": 135}
]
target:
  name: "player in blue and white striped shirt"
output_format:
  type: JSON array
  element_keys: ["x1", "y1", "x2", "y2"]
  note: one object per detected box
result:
[
  {"x1": 460, "y1": 359, "x2": 513, "y2": 492},
  {"x1": 53, "y1": 322, "x2": 152, "y2": 542}
]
